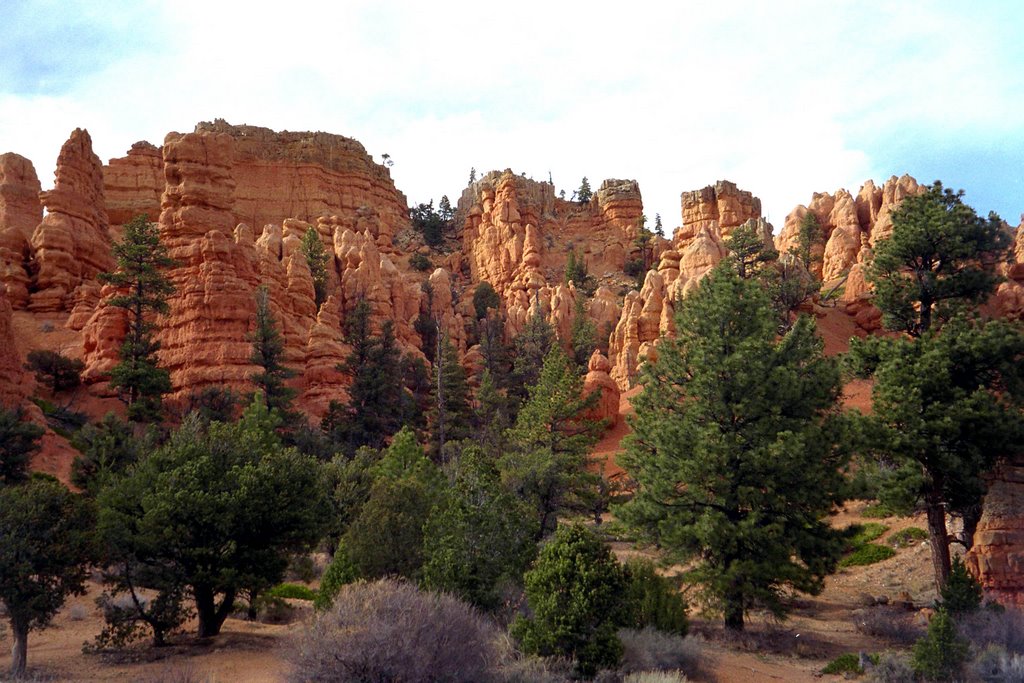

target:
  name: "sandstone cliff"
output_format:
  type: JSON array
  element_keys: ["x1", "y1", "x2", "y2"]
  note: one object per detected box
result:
[
  {"x1": 103, "y1": 141, "x2": 164, "y2": 227},
  {"x1": 0, "y1": 153, "x2": 42, "y2": 307},
  {"x1": 966, "y1": 461, "x2": 1024, "y2": 607}
]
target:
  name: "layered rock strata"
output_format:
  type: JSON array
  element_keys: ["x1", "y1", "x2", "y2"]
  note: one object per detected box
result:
[
  {"x1": 29, "y1": 129, "x2": 113, "y2": 312},
  {"x1": 0, "y1": 153, "x2": 42, "y2": 307},
  {"x1": 103, "y1": 141, "x2": 164, "y2": 226},
  {"x1": 966, "y1": 461, "x2": 1024, "y2": 606}
]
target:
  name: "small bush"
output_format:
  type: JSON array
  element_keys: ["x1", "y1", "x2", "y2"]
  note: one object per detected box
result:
[
  {"x1": 618, "y1": 628, "x2": 702, "y2": 678},
  {"x1": 151, "y1": 661, "x2": 216, "y2": 683},
  {"x1": 853, "y1": 607, "x2": 924, "y2": 645},
  {"x1": 847, "y1": 523, "x2": 890, "y2": 547},
  {"x1": 862, "y1": 503, "x2": 899, "y2": 518},
  {"x1": 840, "y1": 543, "x2": 896, "y2": 567},
  {"x1": 25, "y1": 349, "x2": 84, "y2": 392},
  {"x1": 622, "y1": 559, "x2": 688, "y2": 636},
  {"x1": 68, "y1": 604, "x2": 89, "y2": 621},
  {"x1": 622, "y1": 672, "x2": 689, "y2": 683},
  {"x1": 265, "y1": 583, "x2": 316, "y2": 601},
  {"x1": 410, "y1": 252, "x2": 432, "y2": 271},
  {"x1": 822, "y1": 652, "x2": 865, "y2": 675},
  {"x1": 960, "y1": 607, "x2": 1024, "y2": 654},
  {"x1": 972, "y1": 644, "x2": 1024, "y2": 683},
  {"x1": 288, "y1": 578, "x2": 499, "y2": 683},
  {"x1": 868, "y1": 653, "x2": 916, "y2": 683},
  {"x1": 939, "y1": 557, "x2": 982, "y2": 616},
  {"x1": 624, "y1": 258, "x2": 646, "y2": 278},
  {"x1": 912, "y1": 609, "x2": 969, "y2": 681},
  {"x1": 312, "y1": 542, "x2": 359, "y2": 611},
  {"x1": 889, "y1": 527, "x2": 928, "y2": 547}
]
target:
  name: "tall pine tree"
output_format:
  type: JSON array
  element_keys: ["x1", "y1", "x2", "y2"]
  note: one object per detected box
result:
[
  {"x1": 618, "y1": 264, "x2": 849, "y2": 631},
  {"x1": 248, "y1": 285, "x2": 298, "y2": 418}
]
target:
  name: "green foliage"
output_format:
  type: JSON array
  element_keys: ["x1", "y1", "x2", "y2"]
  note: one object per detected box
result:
[
  {"x1": 617, "y1": 264, "x2": 850, "y2": 631},
  {"x1": 320, "y1": 446, "x2": 379, "y2": 546},
  {"x1": 95, "y1": 396, "x2": 327, "y2": 639},
  {"x1": 577, "y1": 176, "x2": 593, "y2": 204},
  {"x1": 512, "y1": 524, "x2": 626, "y2": 678},
  {"x1": 422, "y1": 447, "x2": 537, "y2": 609},
  {"x1": 300, "y1": 227, "x2": 330, "y2": 309},
  {"x1": 501, "y1": 346, "x2": 602, "y2": 537},
  {"x1": 890, "y1": 527, "x2": 928, "y2": 547},
  {"x1": 328, "y1": 301, "x2": 405, "y2": 454},
  {"x1": 725, "y1": 220, "x2": 777, "y2": 280},
  {"x1": 940, "y1": 557, "x2": 983, "y2": 616},
  {"x1": 472, "y1": 281, "x2": 501, "y2": 319},
  {"x1": 847, "y1": 522, "x2": 889, "y2": 546},
  {"x1": 569, "y1": 294, "x2": 597, "y2": 370},
  {"x1": 762, "y1": 254, "x2": 820, "y2": 330},
  {"x1": 184, "y1": 385, "x2": 239, "y2": 424},
  {"x1": 0, "y1": 478, "x2": 96, "y2": 676},
  {"x1": 410, "y1": 200, "x2": 448, "y2": 247},
  {"x1": 792, "y1": 211, "x2": 822, "y2": 273},
  {"x1": 70, "y1": 412, "x2": 150, "y2": 495},
  {"x1": 430, "y1": 337, "x2": 474, "y2": 456},
  {"x1": 25, "y1": 349, "x2": 84, "y2": 393},
  {"x1": 248, "y1": 285, "x2": 298, "y2": 418},
  {"x1": 313, "y1": 541, "x2": 358, "y2": 611},
  {"x1": 565, "y1": 249, "x2": 587, "y2": 286},
  {"x1": 409, "y1": 251, "x2": 432, "y2": 271},
  {"x1": 839, "y1": 543, "x2": 896, "y2": 568},
  {"x1": 868, "y1": 181, "x2": 1009, "y2": 337},
  {"x1": 344, "y1": 476, "x2": 436, "y2": 581},
  {"x1": 0, "y1": 405, "x2": 44, "y2": 486},
  {"x1": 264, "y1": 583, "x2": 316, "y2": 601},
  {"x1": 848, "y1": 315, "x2": 1024, "y2": 587},
  {"x1": 622, "y1": 559, "x2": 689, "y2": 636},
  {"x1": 861, "y1": 502, "x2": 900, "y2": 518},
  {"x1": 510, "y1": 303, "x2": 556, "y2": 404},
  {"x1": 822, "y1": 652, "x2": 868, "y2": 675},
  {"x1": 912, "y1": 609, "x2": 970, "y2": 681},
  {"x1": 98, "y1": 214, "x2": 175, "y2": 422}
]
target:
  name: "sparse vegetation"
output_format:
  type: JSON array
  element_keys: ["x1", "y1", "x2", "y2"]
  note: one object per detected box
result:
[
  {"x1": 840, "y1": 544, "x2": 896, "y2": 568},
  {"x1": 889, "y1": 527, "x2": 928, "y2": 547}
]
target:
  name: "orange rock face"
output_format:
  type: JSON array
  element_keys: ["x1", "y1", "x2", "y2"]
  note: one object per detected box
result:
[
  {"x1": 29, "y1": 129, "x2": 113, "y2": 312},
  {"x1": 103, "y1": 141, "x2": 163, "y2": 226},
  {"x1": 678, "y1": 180, "x2": 761, "y2": 242},
  {"x1": 194, "y1": 120, "x2": 408, "y2": 248},
  {"x1": 0, "y1": 285, "x2": 27, "y2": 407},
  {"x1": 966, "y1": 462, "x2": 1024, "y2": 607},
  {"x1": 583, "y1": 350, "x2": 619, "y2": 428},
  {"x1": 0, "y1": 153, "x2": 42, "y2": 307}
]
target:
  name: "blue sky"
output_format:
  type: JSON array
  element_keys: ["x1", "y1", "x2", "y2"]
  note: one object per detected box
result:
[{"x1": 1, "y1": 0, "x2": 1022, "y2": 230}]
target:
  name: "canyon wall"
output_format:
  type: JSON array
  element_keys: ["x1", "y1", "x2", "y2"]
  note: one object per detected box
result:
[{"x1": 0, "y1": 153, "x2": 42, "y2": 307}]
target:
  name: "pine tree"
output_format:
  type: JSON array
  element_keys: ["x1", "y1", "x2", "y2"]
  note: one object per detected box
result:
[
  {"x1": 868, "y1": 181, "x2": 1010, "y2": 337},
  {"x1": 577, "y1": 177, "x2": 592, "y2": 204},
  {"x1": 300, "y1": 227, "x2": 330, "y2": 310},
  {"x1": 429, "y1": 337, "x2": 473, "y2": 458},
  {"x1": 569, "y1": 294, "x2": 597, "y2": 371},
  {"x1": 98, "y1": 214, "x2": 175, "y2": 422},
  {"x1": 725, "y1": 220, "x2": 777, "y2": 280},
  {"x1": 0, "y1": 406, "x2": 44, "y2": 486},
  {"x1": 617, "y1": 264, "x2": 850, "y2": 631},
  {"x1": 654, "y1": 213, "x2": 664, "y2": 238},
  {"x1": 511, "y1": 302, "x2": 555, "y2": 405},
  {"x1": 500, "y1": 347, "x2": 602, "y2": 538},
  {"x1": 248, "y1": 285, "x2": 298, "y2": 418},
  {"x1": 792, "y1": 211, "x2": 822, "y2": 273}
]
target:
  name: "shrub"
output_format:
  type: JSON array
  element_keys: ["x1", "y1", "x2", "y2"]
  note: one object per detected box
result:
[
  {"x1": 265, "y1": 583, "x2": 316, "y2": 601},
  {"x1": 512, "y1": 525, "x2": 627, "y2": 678},
  {"x1": 960, "y1": 606, "x2": 1024, "y2": 654},
  {"x1": 889, "y1": 527, "x2": 928, "y2": 547},
  {"x1": 862, "y1": 502, "x2": 899, "y2": 518},
  {"x1": 473, "y1": 281, "x2": 501, "y2": 319},
  {"x1": 288, "y1": 578, "x2": 499, "y2": 683},
  {"x1": 624, "y1": 258, "x2": 646, "y2": 278},
  {"x1": 840, "y1": 543, "x2": 896, "y2": 568},
  {"x1": 410, "y1": 252, "x2": 432, "y2": 271},
  {"x1": 312, "y1": 542, "x2": 359, "y2": 611},
  {"x1": 822, "y1": 652, "x2": 866, "y2": 675},
  {"x1": 622, "y1": 673, "x2": 689, "y2": 683},
  {"x1": 972, "y1": 644, "x2": 1024, "y2": 683},
  {"x1": 847, "y1": 523, "x2": 889, "y2": 545},
  {"x1": 618, "y1": 628, "x2": 702, "y2": 677},
  {"x1": 939, "y1": 557, "x2": 982, "y2": 616},
  {"x1": 853, "y1": 607, "x2": 924, "y2": 645},
  {"x1": 25, "y1": 349, "x2": 84, "y2": 392},
  {"x1": 621, "y1": 560, "x2": 688, "y2": 636},
  {"x1": 912, "y1": 609, "x2": 970, "y2": 681},
  {"x1": 868, "y1": 653, "x2": 916, "y2": 683}
]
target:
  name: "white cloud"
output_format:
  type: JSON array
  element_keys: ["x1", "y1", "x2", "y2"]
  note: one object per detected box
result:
[{"x1": 1, "y1": 0, "x2": 1021, "y2": 230}]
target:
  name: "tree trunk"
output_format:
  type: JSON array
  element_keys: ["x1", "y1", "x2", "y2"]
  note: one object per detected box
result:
[
  {"x1": 10, "y1": 618, "x2": 28, "y2": 678},
  {"x1": 195, "y1": 585, "x2": 236, "y2": 638},
  {"x1": 959, "y1": 503, "x2": 983, "y2": 551},
  {"x1": 724, "y1": 583, "x2": 745, "y2": 631},
  {"x1": 926, "y1": 498, "x2": 952, "y2": 591}
]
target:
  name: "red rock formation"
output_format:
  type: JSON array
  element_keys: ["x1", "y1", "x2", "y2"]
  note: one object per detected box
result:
[
  {"x1": 678, "y1": 180, "x2": 761, "y2": 242},
  {"x1": 103, "y1": 141, "x2": 163, "y2": 226},
  {"x1": 29, "y1": 129, "x2": 113, "y2": 312},
  {"x1": 966, "y1": 461, "x2": 1024, "y2": 607},
  {"x1": 194, "y1": 120, "x2": 408, "y2": 248},
  {"x1": 583, "y1": 350, "x2": 619, "y2": 429},
  {"x1": 300, "y1": 294, "x2": 351, "y2": 417},
  {"x1": 0, "y1": 153, "x2": 42, "y2": 307},
  {"x1": 0, "y1": 285, "x2": 27, "y2": 407}
]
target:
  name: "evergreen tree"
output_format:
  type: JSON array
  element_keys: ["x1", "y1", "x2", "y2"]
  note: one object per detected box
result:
[
  {"x1": 725, "y1": 220, "x2": 777, "y2": 280},
  {"x1": 410, "y1": 201, "x2": 445, "y2": 247},
  {"x1": 654, "y1": 213, "x2": 664, "y2": 238},
  {"x1": 472, "y1": 281, "x2": 501, "y2": 320},
  {"x1": 911, "y1": 609, "x2": 970, "y2": 681},
  {"x1": 25, "y1": 349, "x2": 84, "y2": 394},
  {"x1": 577, "y1": 177, "x2": 593, "y2": 204},
  {"x1": 569, "y1": 294, "x2": 597, "y2": 371},
  {"x1": 328, "y1": 301, "x2": 405, "y2": 454},
  {"x1": 469, "y1": 167, "x2": 477, "y2": 184},
  {"x1": 70, "y1": 413, "x2": 150, "y2": 495},
  {"x1": 429, "y1": 337, "x2": 473, "y2": 458},
  {"x1": 617, "y1": 264, "x2": 850, "y2": 631},
  {"x1": 847, "y1": 316, "x2": 1024, "y2": 588},
  {"x1": 300, "y1": 227, "x2": 330, "y2": 310},
  {"x1": 474, "y1": 368, "x2": 512, "y2": 456},
  {"x1": 0, "y1": 406, "x2": 44, "y2": 486},
  {"x1": 438, "y1": 195, "x2": 454, "y2": 224},
  {"x1": 248, "y1": 285, "x2": 298, "y2": 418},
  {"x1": 511, "y1": 524, "x2": 626, "y2": 678},
  {"x1": 500, "y1": 347, "x2": 602, "y2": 538},
  {"x1": 422, "y1": 446, "x2": 537, "y2": 609},
  {"x1": 98, "y1": 214, "x2": 175, "y2": 422},
  {"x1": 95, "y1": 397, "x2": 326, "y2": 640},
  {"x1": 0, "y1": 477, "x2": 96, "y2": 677},
  {"x1": 510, "y1": 301, "x2": 555, "y2": 404},
  {"x1": 868, "y1": 181, "x2": 1009, "y2": 337},
  {"x1": 792, "y1": 211, "x2": 822, "y2": 273},
  {"x1": 634, "y1": 215, "x2": 656, "y2": 273}
]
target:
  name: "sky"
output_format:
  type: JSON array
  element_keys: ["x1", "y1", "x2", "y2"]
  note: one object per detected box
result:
[{"x1": 1, "y1": 0, "x2": 1022, "y2": 232}]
